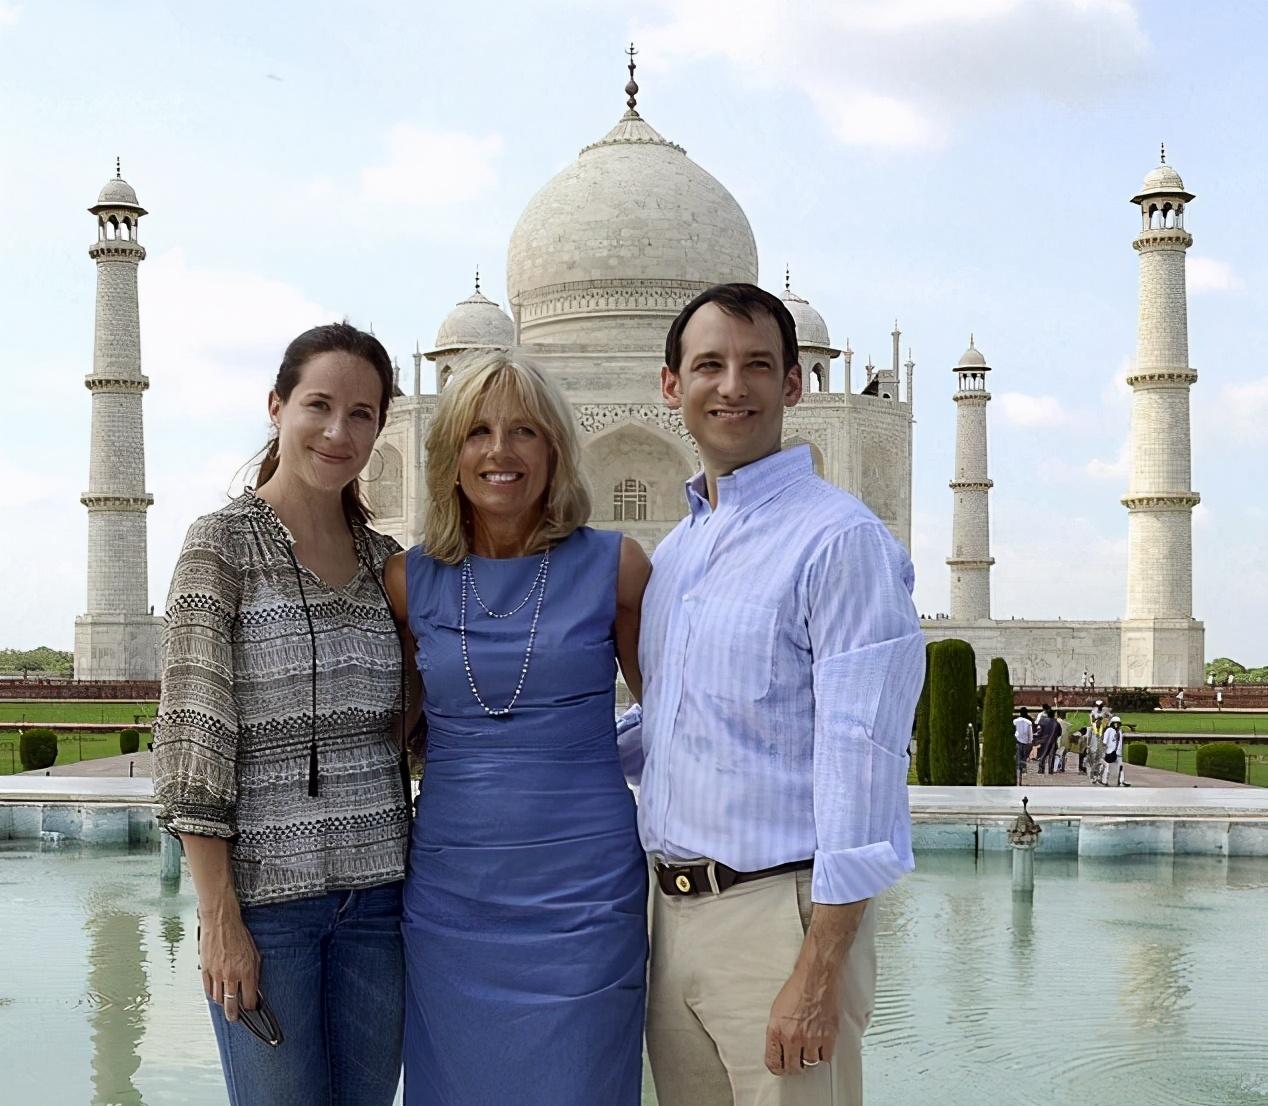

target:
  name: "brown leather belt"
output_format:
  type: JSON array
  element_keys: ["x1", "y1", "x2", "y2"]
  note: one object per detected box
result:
[{"x1": 653, "y1": 857, "x2": 813, "y2": 897}]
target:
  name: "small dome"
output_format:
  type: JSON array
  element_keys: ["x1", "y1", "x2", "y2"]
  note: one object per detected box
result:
[
  {"x1": 432, "y1": 288, "x2": 514, "y2": 352},
  {"x1": 956, "y1": 337, "x2": 989, "y2": 370},
  {"x1": 781, "y1": 286, "x2": 831, "y2": 348},
  {"x1": 97, "y1": 177, "x2": 140, "y2": 206},
  {"x1": 1141, "y1": 163, "x2": 1185, "y2": 194}
]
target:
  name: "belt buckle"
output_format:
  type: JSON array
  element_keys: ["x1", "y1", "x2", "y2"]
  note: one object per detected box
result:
[{"x1": 704, "y1": 859, "x2": 721, "y2": 895}]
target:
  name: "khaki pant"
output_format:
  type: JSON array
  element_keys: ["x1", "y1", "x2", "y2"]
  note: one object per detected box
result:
[{"x1": 646, "y1": 869, "x2": 877, "y2": 1106}]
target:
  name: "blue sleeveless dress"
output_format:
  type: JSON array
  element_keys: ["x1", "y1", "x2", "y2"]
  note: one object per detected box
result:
[{"x1": 401, "y1": 527, "x2": 647, "y2": 1106}]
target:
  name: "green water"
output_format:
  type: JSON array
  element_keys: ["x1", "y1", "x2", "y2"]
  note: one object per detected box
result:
[{"x1": 1, "y1": 842, "x2": 1265, "y2": 1104}]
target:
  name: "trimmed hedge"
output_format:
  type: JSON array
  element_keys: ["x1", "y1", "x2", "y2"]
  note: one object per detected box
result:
[
  {"x1": 929, "y1": 638, "x2": 978, "y2": 785},
  {"x1": 1195, "y1": 742, "x2": 1246, "y2": 784},
  {"x1": 19, "y1": 728, "x2": 59, "y2": 771},
  {"x1": 1097, "y1": 689, "x2": 1161, "y2": 713},
  {"x1": 980, "y1": 658, "x2": 1016, "y2": 786},
  {"x1": 119, "y1": 729, "x2": 140, "y2": 755},
  {"x1": 1126, "y1": 742, "x2": 1148, "y2": 766},
  {"x1": 915, "y1": 642, "x2": 935, "y2": 786}
]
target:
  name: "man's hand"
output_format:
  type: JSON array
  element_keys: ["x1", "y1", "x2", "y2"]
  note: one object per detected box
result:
[
  {"x1": 764, "y1": 895, "x2": 868, "y2": 1076},
  {"x1": 764, "y1": 965, "x2": 841, "y2": 1075}
]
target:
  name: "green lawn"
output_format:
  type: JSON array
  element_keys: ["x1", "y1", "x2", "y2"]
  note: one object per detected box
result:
[
  {"x1": 0, "y1": 701, "x2": 156, "y2": 726},
  {"x1": 0, "y1": 730, "x2": 146, "y2": 775},
  {"x1": 1133, "y1": 743, "x2": 1268, "y2": 787},
  {"x1": 1063, "y1": 711, "x2": 1268, "y2": 736}
]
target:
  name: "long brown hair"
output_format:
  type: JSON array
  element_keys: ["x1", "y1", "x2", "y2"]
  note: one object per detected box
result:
[{"x1": 255, "y1": 322, "x2": 394, "y2": 527}]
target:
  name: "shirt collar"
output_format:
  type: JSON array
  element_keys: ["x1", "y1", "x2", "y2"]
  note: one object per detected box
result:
[{"x1": 684, "y1": 445, "x2": 814, "y2": 522}]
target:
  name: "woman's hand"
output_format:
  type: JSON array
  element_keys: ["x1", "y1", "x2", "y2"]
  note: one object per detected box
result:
[{"x1": 199, "y1": 907, "x2": 261, "y2": 1020}]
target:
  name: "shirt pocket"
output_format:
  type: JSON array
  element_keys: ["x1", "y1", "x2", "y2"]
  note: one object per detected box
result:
[{"x1": 687, "y1": 598, "x2": 778, "y2": 702}]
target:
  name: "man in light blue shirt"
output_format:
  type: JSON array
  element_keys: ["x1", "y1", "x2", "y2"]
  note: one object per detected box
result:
[{"x1": 619, "y1": 284, "x2": 925, "y2": 1106}]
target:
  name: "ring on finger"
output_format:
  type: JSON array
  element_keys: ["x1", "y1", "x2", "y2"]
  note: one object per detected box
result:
[{"x1": 802, "y1": 1058, "x2": 821, "y2": 1068}]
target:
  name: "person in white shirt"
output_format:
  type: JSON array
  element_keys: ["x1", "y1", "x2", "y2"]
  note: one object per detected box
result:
[
  {"x1": 1216, "y1": 688, "x2": 1224, "y2": 710},
  {"x1": 1099, "y1": 717, "x2": 1125, "y2": 786},
  {"x1": 1176, "y1": 688, "x2": 1185, "y2": 711},
  {"x1": 1013, "y1": 708, "x2": 1035, "y2": 783}
]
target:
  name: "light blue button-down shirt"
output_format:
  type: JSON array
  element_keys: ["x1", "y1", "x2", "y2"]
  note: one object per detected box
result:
[{"x1": 618, "y1": 446, "x2": 925, "y2": 905}]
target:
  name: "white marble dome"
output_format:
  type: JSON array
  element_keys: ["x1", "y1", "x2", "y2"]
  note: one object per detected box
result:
[
  {"x1": 956, "y1": 338, "x2": 989, "y2": 370},
  {"x1": 505, "y1": 107, "x2": 758, "y2": 344},
  {"x1": 781, "y1": 286, "x2": 831, "y2": 348},
  {"x1": 432, "y1": 287, "x2": 514, "y2": 352},
  {"x1": 96, "y1": 177, "x2": 141, "y2": 207},
  {"x1": 1141, "y1": 163, "x2": 1185, "y2": 193}
]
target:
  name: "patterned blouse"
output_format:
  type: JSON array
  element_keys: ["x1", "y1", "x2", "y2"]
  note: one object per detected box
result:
[{"x1": 152, "y1": 491, "x2": 411, "y2": 907}]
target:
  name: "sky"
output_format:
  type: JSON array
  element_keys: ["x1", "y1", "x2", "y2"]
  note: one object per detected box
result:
[{"x1": 1, "y1": 0, "x2": 1265, "y2": 663}]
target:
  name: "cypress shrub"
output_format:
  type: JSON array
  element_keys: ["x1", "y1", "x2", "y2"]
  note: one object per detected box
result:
[
  {"x1": 929, "y1": 638, "x2": 978, "y2": 785},
  {"x1": 19, "y1": 728, "x2": 59, "y2": 771},
  {"x1": 1196, "y1": 742, "x2": 1246, "y2": 784},
  {"x1": 119, "y1": 729, "x2": 140, "y2": 755},
  {"x1": 914, "y1": 641, "x2": 935, "y2": 785},
  {"x1": 1126, "y1": 741, "x2": 1148, "y2": 766},
  {"x1": 980, "y1": 657, "x2": 1016, "y2": 786}
]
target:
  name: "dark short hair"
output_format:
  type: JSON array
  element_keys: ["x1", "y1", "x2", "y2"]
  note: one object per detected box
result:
[{"x1": 664, "y1": 283, "x2": 799, "y2": 374}]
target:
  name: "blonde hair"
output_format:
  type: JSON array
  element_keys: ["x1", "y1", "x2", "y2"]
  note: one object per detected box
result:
[{"x1": 424, "y1": 352, "x2": 591, "y2": 564}]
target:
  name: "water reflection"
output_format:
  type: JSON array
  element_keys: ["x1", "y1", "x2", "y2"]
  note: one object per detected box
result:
[{"x1": 85, "y1": 895, "x2": 147, "y2": 1106}]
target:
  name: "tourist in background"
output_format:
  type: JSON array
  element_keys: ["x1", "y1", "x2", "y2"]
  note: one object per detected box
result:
[
  {"x1": 1014, "y1": 707, "x2": 1036, "y2": 782},
  {"x1": 1217, "y1": 687, "x2": 1225, "y2": 710},
  {"x1": 1176, "y1": 687, "x2": 1186, "y2": 710},
  {"x1": 1099, "y1": 716, "x2": 1125, "y2": 786},
  {"x1": 385, "y1": 353, "x2": 651, "y2": 1105},
  {"x1": 1035, "y1": 704, "x2": 1061, "y2": 775},
  {"x1": 1086, "y1": 698, "x2": 1109, "y2": 780},
  {"x1": 152, "y1": 323, "x2": 412, "y2": 1106},
  {"x1": 620, "y1": 284, "x2": 925, "y2": 1106}
]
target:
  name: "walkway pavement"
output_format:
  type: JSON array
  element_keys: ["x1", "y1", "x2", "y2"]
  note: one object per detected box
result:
[
  {"x1": 20, "y1": 752, "x2": 151, "y2": 778},
  {"x1": 1018, "y1": 758, "x2": 1254, "y2": 789}
]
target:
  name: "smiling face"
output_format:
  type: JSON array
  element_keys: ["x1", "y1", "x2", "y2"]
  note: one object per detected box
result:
[
  {"x1": 457, "y1": 391, "x2": 553, "y2": 535},
  {"x1": 268, "y1": 351, "x2": 383, "y2": 494},
  {"x1": 662, "y1": 301, "x2": 802, "y2": 488}
]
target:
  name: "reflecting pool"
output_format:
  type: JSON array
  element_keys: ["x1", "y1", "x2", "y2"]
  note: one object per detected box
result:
[{"x1": 1, "y1": 841, "x2": 1265, "y2": 1105}]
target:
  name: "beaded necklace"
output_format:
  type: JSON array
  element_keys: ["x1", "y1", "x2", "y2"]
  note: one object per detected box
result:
[{"x1": 459, "y1": 548, "x2": 550, "y2": 717}]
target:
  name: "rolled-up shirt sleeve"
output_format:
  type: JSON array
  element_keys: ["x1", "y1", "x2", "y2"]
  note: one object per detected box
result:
[
  {"x1": 152, "y1": 517, "x2": 242, "y2": 839},
  {"x1": 805, "y1": 522, "x2": 925, "y2": 904},
  {"x1": 614, "y1": 703, "x2": 644, "y2": 787}
]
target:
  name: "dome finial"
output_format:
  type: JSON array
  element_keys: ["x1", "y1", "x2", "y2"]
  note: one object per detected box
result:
[
  {"x1": 115, "y1": 156, "x2": 121, "y2": 180},
  {"x1": 969, "y1": 332, "x2": 975, "y2": 348},
  {"x1": 784, "y1": 262, "x2": 790, "y2": 293},
  {"x1": 475, "y1": 266, "x2": 481, "y2": 294},
  {"x1": 1160, "y1": 141, "x2": 1166, "y2": 164},
  {"x1": 625, "y1": 43, "x2": 639, "y2": 112}
]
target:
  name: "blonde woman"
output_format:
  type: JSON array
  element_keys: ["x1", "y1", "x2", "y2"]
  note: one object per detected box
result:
[{"x1": 384, "y1": 353, "x2": 651, "y2": 1105}]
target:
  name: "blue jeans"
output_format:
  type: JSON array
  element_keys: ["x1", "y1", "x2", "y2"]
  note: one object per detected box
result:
[{"x1": 208, "y1": 881, "x2": 404, "y2": 1106}]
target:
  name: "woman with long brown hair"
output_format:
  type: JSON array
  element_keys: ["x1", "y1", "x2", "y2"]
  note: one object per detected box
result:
[{"x1": 153, "y1": 322, "x2": 412, "y2": 1106}]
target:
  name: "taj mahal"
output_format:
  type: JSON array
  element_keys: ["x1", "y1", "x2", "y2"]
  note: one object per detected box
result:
[{"x1": 73, "y1": 59, "x2": 1204, "y2": 689}]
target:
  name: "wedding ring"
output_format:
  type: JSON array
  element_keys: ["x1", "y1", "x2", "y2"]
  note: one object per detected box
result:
[
  {"x1": 224, "y1": 991, "x2": 238, "y2": 999},
  {"x1": 802, "y1": 1059, "x2": 821, "y2": 1068}
]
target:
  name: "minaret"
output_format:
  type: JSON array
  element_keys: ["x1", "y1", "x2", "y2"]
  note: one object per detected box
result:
[
  {"x1": 1120, "y1": 146, "x2": 1204, "y2": 686},
  {"x1": 947, "y1": 337, "x2": 994, "y2": 620},
  {"x1": 74, "y1": 163, "x2": 161, "y2": 681}
]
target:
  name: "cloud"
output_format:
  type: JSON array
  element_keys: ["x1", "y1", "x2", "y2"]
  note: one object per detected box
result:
[
  {"x1": 1215, "y1": 377, "x2": 1268, "y2": 442},
  {"x1": 140, "y1": 248, "x2": 335, "y2": 422},
  {"x1": 996, "y1": 391, "x2": 1070, "y2": 427},
  {"x1": 635, "y1": 0, "x2": 1149, "y2": 150},
  {"x1": 1084, "y1": 439, "x2": 1130, "y2": 480},
  {"x1": 359, "y1": 125, "x2": 503, "y2": 208},
  {"x1": 1186, "y1": 256, "x2": 1245, "y2": 295}
]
